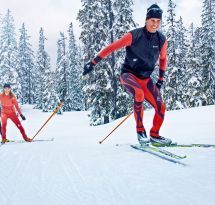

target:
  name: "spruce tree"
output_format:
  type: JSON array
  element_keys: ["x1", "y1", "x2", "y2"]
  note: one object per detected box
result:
[
  {"x1": 35, "y1": 28, "x2": 59, "y2": 111},
  {"x1": 68, "y1": 22, "x2": 84, "y2": 111},
  {"x1": 0, "y1": 10, "x2": 20, "y2": 97},
  {"x1": 185, "y1": 24, "x2": 207, "y2": 107},
  {"x1": 163, "y1": 0, "x2": 179, "y2": 110},
  {"x1": 174, "y1": 16, "x2": 189, "y2": 109},
  {"x1": 200, "y1": 0, "x2": 215, "y2": 104},
  {"x1": 111, "y1": 0, "x2": 136, "y2": 118},
  {"x1": 18, "y1": 23, "x2": 35, "y2": 104},
  {"x1": 55, "y1": 32, "x2": 70, "y2": 111},
  {"x1": 42, "y1": 70, "x2": 61, "y2": 112},
  {"x1": 78, "y1": 0, "x2": 111, "y2": 125},
  {"x1": 78, "y1": 0, "x2": 137, "y2": 125}
]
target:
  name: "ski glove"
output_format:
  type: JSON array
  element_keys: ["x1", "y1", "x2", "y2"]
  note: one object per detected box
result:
[
  {"x1": 83, "y1": 62, "x2": 94, "y2": 75},
  {"x1": 20, "y1": 114, "x2": 26, "y2": 120},
  {"x1": 156, "y1": 80, "x2": 164, "y2": 90}
]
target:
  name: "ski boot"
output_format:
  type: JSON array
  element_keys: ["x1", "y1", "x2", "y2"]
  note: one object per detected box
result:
[
  {"x1": 137, "y1": 131, "x2": 149, "y2": 145},
  {"x1": 150, "y1": 136, "x2": 172, "y2": 146},
  {"x1": 1, "y1": 139, "x2": 10, "y2": 144},
  {"x1": 23, "y1": 137, "x2": 33, "y2": 142}
]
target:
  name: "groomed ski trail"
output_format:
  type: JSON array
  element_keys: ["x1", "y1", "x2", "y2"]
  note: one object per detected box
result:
[{"x1": 0, "y1": 105, "x2": 215, "y2": 205}]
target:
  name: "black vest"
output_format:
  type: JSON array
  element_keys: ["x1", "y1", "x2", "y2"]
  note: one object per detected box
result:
[{"x1": 122, "y1": 27, "x2": 166, "y2": 79}]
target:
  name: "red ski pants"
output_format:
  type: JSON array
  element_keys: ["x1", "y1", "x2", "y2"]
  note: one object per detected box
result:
[
  {"x1": 1, "y1": 112, "x2": 27, "y2": 140},
  {"x1": 120, "y1": 73, "x2": 166, "y2": 137}
]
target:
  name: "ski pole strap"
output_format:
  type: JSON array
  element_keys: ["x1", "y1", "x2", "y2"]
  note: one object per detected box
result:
[{"x1": 99, "y1": 112, "x2": 133, "y2": 144}]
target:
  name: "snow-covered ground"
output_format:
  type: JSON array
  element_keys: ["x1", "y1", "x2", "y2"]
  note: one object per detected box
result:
[{"x1": 0, "y1": 105, "x2": 215, "y2": 205}]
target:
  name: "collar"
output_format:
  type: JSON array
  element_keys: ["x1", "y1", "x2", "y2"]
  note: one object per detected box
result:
[{"x1": 143, "y1": 26, "x2": 156, "y2": 40}]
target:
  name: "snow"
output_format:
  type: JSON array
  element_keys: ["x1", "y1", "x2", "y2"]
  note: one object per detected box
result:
[{"x1": 0, "y1": 104, "x2": 215, "y2": 205}]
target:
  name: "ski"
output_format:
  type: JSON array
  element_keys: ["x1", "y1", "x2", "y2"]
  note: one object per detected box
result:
[
  {"x1": 22, "y1": 138, "x2": 54, "y2": 143},
  {"x1": 130, "y1": 144, "x2": 186, "y2": 165},
  {"x1": 152, "y1": 143, "x2": 215, "y2": 148},
  {"x1": 1, "y1": 138, "x2": 54, "y2": 145}
]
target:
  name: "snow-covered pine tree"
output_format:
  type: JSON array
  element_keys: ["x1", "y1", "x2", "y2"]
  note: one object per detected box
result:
[
  {"x1": 77, "y1": 0, "x2": 98, "y2": 61},
  {"x1": 163, "y1": 0, "x2": 179, "y2": 110},
  {"x1": 78, "y1": 0, "x2": 112, "y2": 125},
  {"x1": 111, "y1": 0, "x2": 136, "y2": 118},
  {"x1": 200, "y1": 0, "x2": 215, "y2": 104},
  {"x1": 0, "y1": 10, "x2": 20, "y2": 97},
  {"x1": 18, "y1": 23, "x2": 35, "y2": 104},
  {"x1": 35, "y1": 28, "x2": 59, "y2": 112},
  {"x1": 100, "y1": 0, "x2": 118, "y2": 121},
  {"x1": 174, "y1": 16, "x2": 189, "y2": 108},
  {"x1": 78, "y1": 0, "x2": 137, "y2": 125},
  {"x1": 67, "y1": 22, "x2": 83, "y2": 111},
  {"x1": 185, "y1": 24, "x2": 207, "y2": 107},
  {"x1": 55, "y1": 32, "x2": 71, "y2": 111},
  {"x1": 77, "y1": 0, "x2": 98, "y2": 113},
  {"x1": 42, "y1": 70, "x2": 61, "y2": 112}
]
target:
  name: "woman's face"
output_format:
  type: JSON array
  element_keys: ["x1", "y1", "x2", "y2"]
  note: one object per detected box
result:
[{"x1": 4, "y1": 87, "x2": 11, "y2": 95}]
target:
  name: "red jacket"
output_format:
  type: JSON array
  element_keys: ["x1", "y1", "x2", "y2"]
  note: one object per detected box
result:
[{"x1": 0, "y1": 93, "x2": 21, "y2": 115}]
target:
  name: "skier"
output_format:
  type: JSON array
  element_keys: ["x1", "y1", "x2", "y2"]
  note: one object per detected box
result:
[
  {"x1": 0, "y1": 83, "x2": 32, "y2": 143},
  {"x1": 83, "y1": 4, "x2": 172, "y2": 145}
]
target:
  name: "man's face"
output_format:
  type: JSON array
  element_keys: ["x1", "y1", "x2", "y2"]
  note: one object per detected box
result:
[{"x1": 146, "y1": 18, "x2": 161, "y2": 33}]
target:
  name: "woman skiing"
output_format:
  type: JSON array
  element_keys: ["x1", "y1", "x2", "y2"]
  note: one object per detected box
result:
[
  {"x1": 0, "y1": 83, "x2": 32, "y2": 143},
  {"x1": 83, "y1": 4, "x2": 172, "y2": 145}
]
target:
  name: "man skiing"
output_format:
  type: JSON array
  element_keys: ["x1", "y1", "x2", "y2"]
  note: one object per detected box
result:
[
  {"x1": 0, "y1": 83, "x2": 32, "y2": 143},
  {"x1": 83, "y1": 4, "x2": 172, "y2": 145}
]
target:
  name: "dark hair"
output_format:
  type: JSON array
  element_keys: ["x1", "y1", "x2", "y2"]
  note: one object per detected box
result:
[{"x1": 2, "y1": 90, "x2": 15, "y2": 99}]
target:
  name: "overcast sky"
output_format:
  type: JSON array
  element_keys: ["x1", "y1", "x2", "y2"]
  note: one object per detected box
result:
[{"x1": 0, "y1": 0, "x2": 203, "y2": 68}]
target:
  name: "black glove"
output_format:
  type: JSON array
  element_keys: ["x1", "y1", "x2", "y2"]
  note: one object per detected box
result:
[
  {"x1": 20, "y1": 114, "x2": 26, "y2": 120},
  {"x1": 156, "y1": 80, "x2": 164, "y2": 90},
  {"x1": 83, "y1": 62, "x2": 94, "y2": 75}
]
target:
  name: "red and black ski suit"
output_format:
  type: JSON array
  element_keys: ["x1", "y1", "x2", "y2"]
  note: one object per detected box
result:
[
  {"x1": 0, "y1": 93, "x2": 28, "y2": 141},
  {"x1": 92, "y1": 27, "x2": 168, "y2": 137}
]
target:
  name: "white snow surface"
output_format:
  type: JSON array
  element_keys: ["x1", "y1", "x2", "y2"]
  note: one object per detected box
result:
[{"x1": 0, "y1": 105, "x2": 215, "y2": 205}]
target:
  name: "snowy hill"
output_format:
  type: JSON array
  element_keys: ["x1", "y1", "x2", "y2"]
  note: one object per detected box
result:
[{"x1": 0, "y1": 105, "x2": 215, "y2": 205}]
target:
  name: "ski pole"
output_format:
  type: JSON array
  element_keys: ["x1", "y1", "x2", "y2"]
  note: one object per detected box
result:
[
  {"x1": 32, "y1": 100, "x2": 64, "y2": 140},
  {"x1": 99, "y1": 112, "x2": 133, "y2": 144}
]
